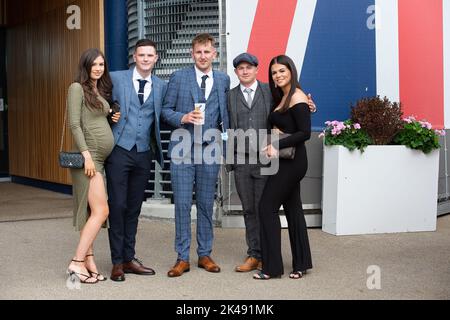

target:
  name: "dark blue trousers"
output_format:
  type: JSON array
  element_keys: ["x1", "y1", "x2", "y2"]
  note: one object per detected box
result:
[{"x1": 105, "y1": 145, "x2": 152, "y2": 265}]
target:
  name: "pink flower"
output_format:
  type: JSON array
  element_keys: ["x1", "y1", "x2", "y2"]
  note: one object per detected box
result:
[
  {"x1": 419, "y1": 121, "x2": 432, "y2": 130},
  {"x1": 353, "y1": 123, "x2": 361, "y2": 129},
  {"x1": 403, "y1": 115, "x2": 417, "y2": 124},
  {"x1": 336, "y1": 122, "x2": 346, "y2": 131}
]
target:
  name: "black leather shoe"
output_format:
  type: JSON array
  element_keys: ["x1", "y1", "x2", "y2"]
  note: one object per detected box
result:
[{"x1": 123, "y1": 258, "x2": 155, "y2": 275}]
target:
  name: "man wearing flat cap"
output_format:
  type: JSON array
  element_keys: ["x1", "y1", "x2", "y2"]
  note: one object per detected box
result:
[{"x1": 227, "y1": 52, "x2": 316, "y2": 272}]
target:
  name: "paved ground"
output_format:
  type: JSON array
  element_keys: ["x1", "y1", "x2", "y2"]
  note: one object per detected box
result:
[
  {"x1": 0, "y1": 182, "x2": 72, "y2": 222},
  {"x1": 0, "y1": 183, "x2": 449, "y2": 300}
]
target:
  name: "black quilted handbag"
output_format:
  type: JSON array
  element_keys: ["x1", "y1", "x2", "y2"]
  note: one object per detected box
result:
[
  {"x1": 59, "y1": 102, "x2": 84, "y2": 169},
  {"x1": 59, "y1": 151, "x2": 84, "y2": 169}
]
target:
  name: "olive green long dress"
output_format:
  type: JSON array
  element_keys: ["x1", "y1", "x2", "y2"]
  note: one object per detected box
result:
[{"x1": 67, "y1": 83, "x2": 114, "y2": 231}]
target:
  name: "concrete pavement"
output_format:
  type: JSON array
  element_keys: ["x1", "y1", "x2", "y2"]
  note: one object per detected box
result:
[{"x1": 0, "y1": 182, "x2": 449, "y2": 300}]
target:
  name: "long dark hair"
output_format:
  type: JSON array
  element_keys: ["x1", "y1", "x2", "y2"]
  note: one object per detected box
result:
[
  {"x1": 268, "y1": 55, "x2": 301, "y2": 113},
  {"x1": 75, "y1": 48, "x2": 113, "y2": 109}
]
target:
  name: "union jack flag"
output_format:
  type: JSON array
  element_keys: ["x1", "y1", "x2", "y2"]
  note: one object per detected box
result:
[{"x1": 227, "y1": 0, "x2": 449, "y2": 130}]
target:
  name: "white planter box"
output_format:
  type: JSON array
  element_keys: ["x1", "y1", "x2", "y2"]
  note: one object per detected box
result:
[{"x1": 322, "y1": 145, "x2": 439, "y2": 235}]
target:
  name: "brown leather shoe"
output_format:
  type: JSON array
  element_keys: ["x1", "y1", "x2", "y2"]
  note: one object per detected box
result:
[
  {"x1": 123, "y1": 258, "x2": 155, "y2": 275},
  {"x1": 235, "y1": 257, "x2": 261, "y2": 272},
  {"x1": 110, "y1": 264, "x2": 125, "y2": 282},
  {"x1": 167, "y1": 260, "x2": 190, "y2": 277},
  {"x1": 198, "y1": 256, "x2": 221, "y2": 273}
]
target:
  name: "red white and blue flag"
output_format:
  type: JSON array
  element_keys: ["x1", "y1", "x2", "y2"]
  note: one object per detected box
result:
[{"x1": 226, "y1": 0, "x2": 449, "y2": 130}]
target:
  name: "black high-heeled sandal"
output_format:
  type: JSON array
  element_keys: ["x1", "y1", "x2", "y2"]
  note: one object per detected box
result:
[
  {"x1": 67, "y1": 259, "x2": 98, "y2": 284},
  {"x1": 85, "y1": 254, "x2": 107, "y2": 281},
  {"x1": 253, "y1": 271, "x2": 281, "y2": 280},
  {"x1": 289, "y1": 270, "x2": 305, "y2": 279}
]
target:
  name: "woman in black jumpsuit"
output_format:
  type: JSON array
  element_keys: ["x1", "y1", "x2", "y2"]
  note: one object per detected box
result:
[{"x1": 254, "y1": 55, "x2": 313, "y2": 280}]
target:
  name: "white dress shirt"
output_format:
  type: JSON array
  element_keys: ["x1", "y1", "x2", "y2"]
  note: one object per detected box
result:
[
  {"x1": 240, "y1": 81, "x2": 258, "y2": 103},
  {"x1": 194, "y1": 66, "x2": 214, "y2": 100},
  {"x1": 133, "y1": 68, "x2": 152, "y2": 104}
]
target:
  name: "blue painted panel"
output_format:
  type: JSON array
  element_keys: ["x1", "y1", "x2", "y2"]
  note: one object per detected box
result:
[
  {"x1": 300, "y1": 0, "x2": 377, "y2": 131},
  {"x1": 104, "y1": 0, "x2": 128, "y2": 71}
]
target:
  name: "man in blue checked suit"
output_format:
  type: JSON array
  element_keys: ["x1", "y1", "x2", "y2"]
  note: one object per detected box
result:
[
  {"x1": 161, "y1": 33, "x2": 230, "y2": 277},
  {"x1": 105, "y1": 39, "x2": 167, "y2": 282}
]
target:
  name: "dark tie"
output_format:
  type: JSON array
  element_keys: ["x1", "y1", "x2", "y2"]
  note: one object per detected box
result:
[
  {"x1": 137, "y1": 79, "x2": 147, "y2": 105},
  {"x1": 200, "y1": 75, "x2": 208, "y2": 100}
]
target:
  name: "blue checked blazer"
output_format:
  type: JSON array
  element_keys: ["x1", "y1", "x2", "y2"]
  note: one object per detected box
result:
[
  {"x1": 110, "y1": 68, "x2": 167, "y2": 167},
  {"x1": 161, "y1": 66, "x2": 230, "y2": 157}
]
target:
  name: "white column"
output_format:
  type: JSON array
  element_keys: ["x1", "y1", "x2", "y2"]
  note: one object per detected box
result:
[
  {"x1": 375, "y1": 0, "x2": 400, "y2": 102},
  {"x1": 286, "y1": 0, "x2": 317, "y2": 76},
  {"x1": 226, "y1": 0, "x2": 259, "y2": 87},
  {"x1": 444, "y1": 0, "x2": 450, "y2": 128}
]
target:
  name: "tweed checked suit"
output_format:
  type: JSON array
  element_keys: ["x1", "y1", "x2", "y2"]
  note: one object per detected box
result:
[
  {"x1": 227, "y1": 81, "x2": 272, "y2": 260},
  {"x1": 161, "y1": 66, "x2": 230, "y2": 262}
]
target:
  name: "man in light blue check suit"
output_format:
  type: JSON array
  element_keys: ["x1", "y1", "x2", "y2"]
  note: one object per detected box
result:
[{"x1": 161, "y1": 33, "x2": 230, "y2": 277}]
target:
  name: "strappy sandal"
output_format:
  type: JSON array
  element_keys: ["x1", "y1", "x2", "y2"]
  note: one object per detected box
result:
[
  {"x1": 289, "y1": 270, "x2": 305, "y2": 279},
  {"x1": 85, "y1": 254, "x2": 107, "y2": 281},
  {"x1": 67, "y1": 259, "x2": 98, "y2": 284},
  {"x1": 253, "y1": 271, "x2": 280, "y2": 280}
]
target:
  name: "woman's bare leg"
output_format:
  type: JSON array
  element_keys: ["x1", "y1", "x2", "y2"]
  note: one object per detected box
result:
[{"x1": 68, "y1": 173, "x2": 108, "y2": 283}]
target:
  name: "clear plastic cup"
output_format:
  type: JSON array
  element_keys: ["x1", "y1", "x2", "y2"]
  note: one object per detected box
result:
[{"x1": 194, "y1": 103, "x2": 206, "y2": 125}]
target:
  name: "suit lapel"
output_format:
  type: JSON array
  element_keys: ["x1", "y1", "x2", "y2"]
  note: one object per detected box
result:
[
  {"x1": 238, "y1": 89, "x2": 251, "y2": 109},
  {"x1": 259, "y1": 81, "x2": 272, "y2": 115},
  {"x1": 215, "y1": 72, "x2": 228, "y2": 126},
  {"x1": 252, "y1": 85, "x2": 263, "y2": 109},
  {"x1": 151, "y1": 75, "x2": 161, "y2": 118},
  {"x1": 231, "y1": 86, "x2": 239, "y2": 129},
  {"x1": 189, "y1": 67, "x2": 200, "y2": 103},
  {"x1": 124, "y1": 69, "x2": 135, "y2": 115},
  {"x1": 214, "y1": 71, "x2": 226, "y2": 113}
]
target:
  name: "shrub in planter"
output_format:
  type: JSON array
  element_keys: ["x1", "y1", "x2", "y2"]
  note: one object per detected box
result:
[
  {"x1": 319, "y1": 120, "x2": 372, "y2": 152},
  {"x1": 393, "y1": 116, "x2": 444, "y2": 154},
  {"x1": 320, "y1": 96, "x2": 444, "y2": 154}
]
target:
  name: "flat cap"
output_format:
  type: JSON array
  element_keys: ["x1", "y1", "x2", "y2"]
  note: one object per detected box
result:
[{"x1": 233, "y1": 52, "x2": 259, "y2": 68}]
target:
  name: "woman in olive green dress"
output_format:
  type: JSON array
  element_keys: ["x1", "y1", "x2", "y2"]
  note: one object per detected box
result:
[{"x1": 66, "y1": 48, "x2": 120, "y2": 284}]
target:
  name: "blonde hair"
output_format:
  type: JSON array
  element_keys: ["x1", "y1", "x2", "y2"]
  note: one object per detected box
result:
[{"x1": 192, "y1": 33, "x2": 216, "y2": 48}]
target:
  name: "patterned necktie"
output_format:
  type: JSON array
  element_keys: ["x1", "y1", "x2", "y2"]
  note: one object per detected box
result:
[
  {"x1": 200, "y1": 75, "x2": 208, "y2": 100},
  {"x1": 137, "y1": 79, "x2": 147, "y2": 105},
  {"x1": 244, "y1": 87, "x2": 253, "y2": 108}
]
